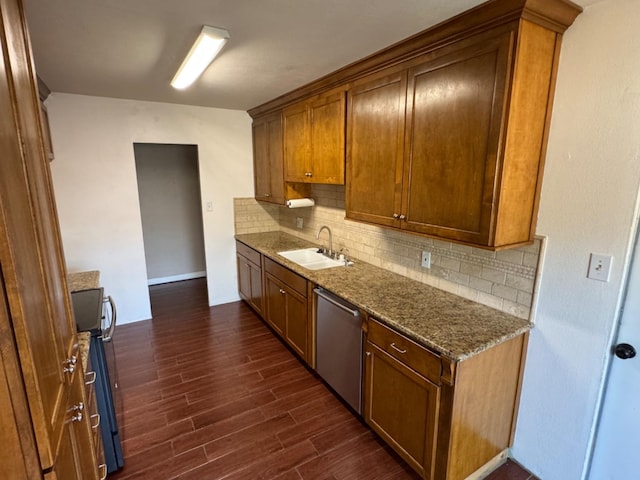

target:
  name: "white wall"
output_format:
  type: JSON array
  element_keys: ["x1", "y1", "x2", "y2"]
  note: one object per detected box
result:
[
  {"x1": 48, "y1": 94, "x2": 253, "y2": 323},
  {"x1": 514, "y1": 1, "x2": 640, "y2": 478}
]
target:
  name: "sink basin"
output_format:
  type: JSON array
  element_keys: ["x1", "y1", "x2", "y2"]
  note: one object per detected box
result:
[{"x1": 277, "y1": 248, "x2": 345, "y2": 270}]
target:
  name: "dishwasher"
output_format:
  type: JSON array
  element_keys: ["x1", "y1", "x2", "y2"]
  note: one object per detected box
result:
[{"x1": 314, "y1": 287, "x2": 363, "y2": 414}]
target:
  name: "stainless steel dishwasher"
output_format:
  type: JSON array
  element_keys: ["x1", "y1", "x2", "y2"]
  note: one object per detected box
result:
[{"x1": 314, "y1": 287, "x2": 363, "y2": 414}]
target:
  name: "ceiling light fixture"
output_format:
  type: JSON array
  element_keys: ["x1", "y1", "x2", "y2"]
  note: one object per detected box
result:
[{"x1": 171, "y1": 26, "x2": 230, "y2": 90}]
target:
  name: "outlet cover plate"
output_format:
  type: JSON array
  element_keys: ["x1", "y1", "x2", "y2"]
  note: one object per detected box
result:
[
  {"x1": 421, "y1": 251, "x2": 431, "y2": 268},
  {"x1": 588, "y1": 253, "x2": 612, "y2": 282}
]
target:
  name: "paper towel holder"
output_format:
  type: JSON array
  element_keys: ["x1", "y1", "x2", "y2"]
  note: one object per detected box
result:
[{"x1": 286, "y1": 198, "x2": 315, "y2": 208}]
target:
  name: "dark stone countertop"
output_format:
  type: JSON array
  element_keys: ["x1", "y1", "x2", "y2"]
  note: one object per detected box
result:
[{"x1": 236, "y1": 231, "x2": 532, "y2": 362}]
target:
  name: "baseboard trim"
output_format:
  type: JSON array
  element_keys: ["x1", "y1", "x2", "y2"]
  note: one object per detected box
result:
[
  {"x1": 148, "y1": 271, "x2": 206, "y2": 286},
  {"x1": 465, "y1": 450, "x2": 509, "y2": 480}
]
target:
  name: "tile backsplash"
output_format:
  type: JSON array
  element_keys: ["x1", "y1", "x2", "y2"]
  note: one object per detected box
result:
[{"x1": 234, "y1": 185, "x2": 544, "y2": 320}]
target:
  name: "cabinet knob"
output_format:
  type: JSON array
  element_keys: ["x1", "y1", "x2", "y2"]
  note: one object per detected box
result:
[
  {"x1": 63, "y1": 355, "x2": 78, "y2": 374},
  {"x1": 263, "y1": 193, "x2": 271, "y2": 197},
  {"x1": 305, "y1": 172, "x2": 313, "y2": 177},
  {"x1": 399, "y1": 214, "x2": 406, "y2": 220},
  {"x1": 392, "y1": 213, "x2": 399, "y2": 219},
  {"x1": 279, "y1": 289, "x2": 286, "y2": 294},
  {"x1": 70, "y1": 402, "x2": 84, "y2": 423},
  {"x1": 615, "y1": 343, "x2": 636, "y2": 359}
]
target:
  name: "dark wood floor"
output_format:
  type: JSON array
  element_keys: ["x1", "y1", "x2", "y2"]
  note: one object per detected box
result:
[{"x1": 108, "y1": 278, "x2": 537, "y2": 480}]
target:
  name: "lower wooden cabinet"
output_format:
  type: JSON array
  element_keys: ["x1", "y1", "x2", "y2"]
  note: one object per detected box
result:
[
  {"x1": 236, "y1": 241, "x2": 263, "y2": 316},
  {"x1": 364, "y1": 317, "x2": 527, "y2": 480},
  {"x1": 264, "y1": 257, "x2": 309, "y2": 361},
  {"x1": 364, "y1": 341, "x2": 439, "y2": 477}
]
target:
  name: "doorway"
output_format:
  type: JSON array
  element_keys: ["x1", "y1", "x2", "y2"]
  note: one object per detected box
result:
[{"x1": 134, "y1": 143, "x2": 206, "y2": 286}]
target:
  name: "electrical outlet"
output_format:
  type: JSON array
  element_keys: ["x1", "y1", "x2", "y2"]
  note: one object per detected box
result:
[
  {"x1": 587, "y1": 253, "x2": 613, "y2": 282},
  {"x1": 296, "y1": 217, "x2": 304, "y2": 229},
  {"x1": 421, "y1": 251, "x2": 431, "y2": 268}
]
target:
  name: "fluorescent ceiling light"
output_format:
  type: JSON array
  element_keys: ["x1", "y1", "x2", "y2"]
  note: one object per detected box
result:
[{"x1": 171, "y1": 26, "x2": 230, "y2": 90}]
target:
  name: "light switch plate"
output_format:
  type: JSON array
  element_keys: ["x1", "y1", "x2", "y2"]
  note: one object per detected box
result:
[
  {"x1": 296, "y1": 217, "x2": 304, "y2": 229},
  {"x1": 588, "y1": 253, "x2": 612, "y2": 282}
]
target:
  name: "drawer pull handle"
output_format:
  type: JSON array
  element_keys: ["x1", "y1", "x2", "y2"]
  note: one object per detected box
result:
[
  {"x1": 85, "y1": 371, "x2": 96, "y2": 385},
  {"x1": 390, "y1": 343, "x2": 407, "y2": 354},
  {"x1": 99, "y1": 464, "x2": 107, "y2": 480},
  {"x1": 90, "y1": 413, "x2": 101, "y2": 430}
]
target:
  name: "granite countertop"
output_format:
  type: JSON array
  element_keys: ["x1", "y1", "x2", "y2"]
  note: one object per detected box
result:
[
  {"x1": 68, "y1": 270, "x2": 100, "y2": 292},
  {"x1": 236, "y1": 231, "x2": 532, "y2": 362},
  {"x1": 69, "y1": 270, "x2": 100, "y2": 372},
  {"x1": 77, "y1": 331, "x2": 91, "y2": 372}
]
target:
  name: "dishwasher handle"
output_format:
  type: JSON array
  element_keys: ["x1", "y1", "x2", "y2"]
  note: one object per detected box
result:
[{"x1": 314, "y1": 288, "x2": 360, "y2": 317}]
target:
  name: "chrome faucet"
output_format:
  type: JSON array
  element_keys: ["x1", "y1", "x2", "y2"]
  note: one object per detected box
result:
[{"x1": 316, "y1": 225, "x2": 333, "y2": 257}]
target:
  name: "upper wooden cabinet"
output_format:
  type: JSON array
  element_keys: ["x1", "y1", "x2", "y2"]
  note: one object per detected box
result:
[
  {"x1": 346, "y1": 69, "x2": 407, "y2": 228},
  {"x1": 252, "y1": 112, "x2": 285, "y2": 204},
  {"x1": 348, "y1": 22, "x2": 569, "y2": 249},
  {"x1": 250, "y1": 0, "x2": 582, "y2": 249},
  {"x1": 283, "y1": 88, "x2": 346, "y2": 184}
]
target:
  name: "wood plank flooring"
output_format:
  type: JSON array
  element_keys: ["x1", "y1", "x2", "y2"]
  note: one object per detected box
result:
[{"x1": 108, "y1": 278, "x2": 537, "y2": 480}]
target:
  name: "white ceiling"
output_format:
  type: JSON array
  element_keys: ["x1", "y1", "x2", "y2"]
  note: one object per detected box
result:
[{"x1": 23, "y1": 0, "x2": 495, "y2": 111}]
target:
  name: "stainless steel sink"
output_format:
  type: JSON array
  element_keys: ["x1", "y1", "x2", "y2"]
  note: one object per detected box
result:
[{"x1": 277, "y1": 248, "x2": 346, "y2": 270}]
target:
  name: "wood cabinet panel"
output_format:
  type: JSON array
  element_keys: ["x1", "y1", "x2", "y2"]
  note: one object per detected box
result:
[
  {"x1": 364, "y1": 341, "x2": 439, "y2": 478},
  {"x1": 263, "y1": 263, "x2": 309, "y2": 362},
  {"x1": 402, "y1": 33, "x2": 512, "y2": 244},
  {"x1": 367, "y1": 318, "x2": 442, "y2": 384},
  {"x1": 236, "y1": 242, "x2": 263, "y2": 316},
  {"x1": 252, "y1": 112, "x2": 285, "y2": 204},
  {"x1": 283, "y1": 103, "x2": 309, "y2": 182},
  {"x1": 284, "y1": 88, "x2": 346, "y2": 184},
  {"x1": 264, "y1": 273, "x2": 287, "y2": 335},
  {"x1": 346, "y1": 70, "x2": 407, "y2": 227}
]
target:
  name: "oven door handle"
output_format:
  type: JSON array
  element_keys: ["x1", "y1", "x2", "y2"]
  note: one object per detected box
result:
[{"x1": 102, "y1": 295, "x2": 117, "y2": 342}]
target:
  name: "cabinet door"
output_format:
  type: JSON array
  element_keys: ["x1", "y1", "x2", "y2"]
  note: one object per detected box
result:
[
  {"x1": 283, "y1": 102, "x2": 310, "y2": 182},
  {"x1": 364, "y1": 341, "x2": 439, "y2": 479},
  {"x1": 283, "y1": 287, "x2": 307, "y2": 359},
  {"x1": 401, "y1": 33, "x2": 512, "y2": 245},
  {"x1": 237, "y1": 255, "x2": 253, "y2": 303},
  {"x1": 237, "y1": 254, "x2": 263, "y2": 315},
  {"x1": 0, "y1": 0, "x2": 76, "y2": 469},
  {"x1": 346, "y1": 70, "x2": 407, "y2": 227},
  {"x1": 252, "y1": 113, "x2": 285, "y2": 204},
  {"x1": 249, "y1": 260, "x2": 263, "y2": 316},
  {"x1": 252, "y1": 117, "x2": 271, "y2": 200},
  {"x1": 308, "y1": 89, "x2": 346, "y2": 184},
  {"x1": 264, "y1": 273, "x2": 287, "y2": 335}
]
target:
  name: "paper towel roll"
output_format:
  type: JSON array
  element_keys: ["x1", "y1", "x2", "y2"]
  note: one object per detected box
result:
[{"x1": 286, "y1": 198, "x2": 315, "y2": 208}]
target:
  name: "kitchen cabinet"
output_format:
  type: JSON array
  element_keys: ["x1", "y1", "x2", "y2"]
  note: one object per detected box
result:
[
  {"x1": 0, "y1": 0, "x2": 101, "y2": 476},
  {"x1": 364, "y1": 317, "x2": 527, "y2": 480},
  {"x1": 252, "y1": 112, "x2": 285, "y2": 204},
  {"x1": 346, "y1": 68, "x2": 407, "y2": 228},
  {"x1": 236, "y1": 241, "x2": 264, "y2": 316},
  {"x1": 263, "y1": 257, "x2": 310, "y2": 362},
  {"x1": 252, "y1": 112, "x2": 311, "y2": 204},
  {"x1": 283, "y1": 87, "x2": 346, "y2": 184},
  {"x1": 364, "y1": 319, "x2": 441, "y2": 477},
  {"x1": 347, "y1": 24, "x2": 560, "y2": 249},
  {"x1": 251, "y1": 0, "x2": 582, "y2": 249}
]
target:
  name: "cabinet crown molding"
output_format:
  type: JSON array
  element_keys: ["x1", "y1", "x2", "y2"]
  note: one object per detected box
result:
[{"x1": 247, "y1": 0, "x2": 581, "y2": 118}]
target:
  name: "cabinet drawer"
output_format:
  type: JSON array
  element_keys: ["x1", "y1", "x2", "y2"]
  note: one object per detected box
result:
[
  {"x1": 236, "y1": 241, "x2": 262, "y2": 266},
  {"x1": 264, "y1": 257, "x2": 307, "y2": 296},
  {"x1": 368, "y1": 318, "x2": 441, "y2": 384}
]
